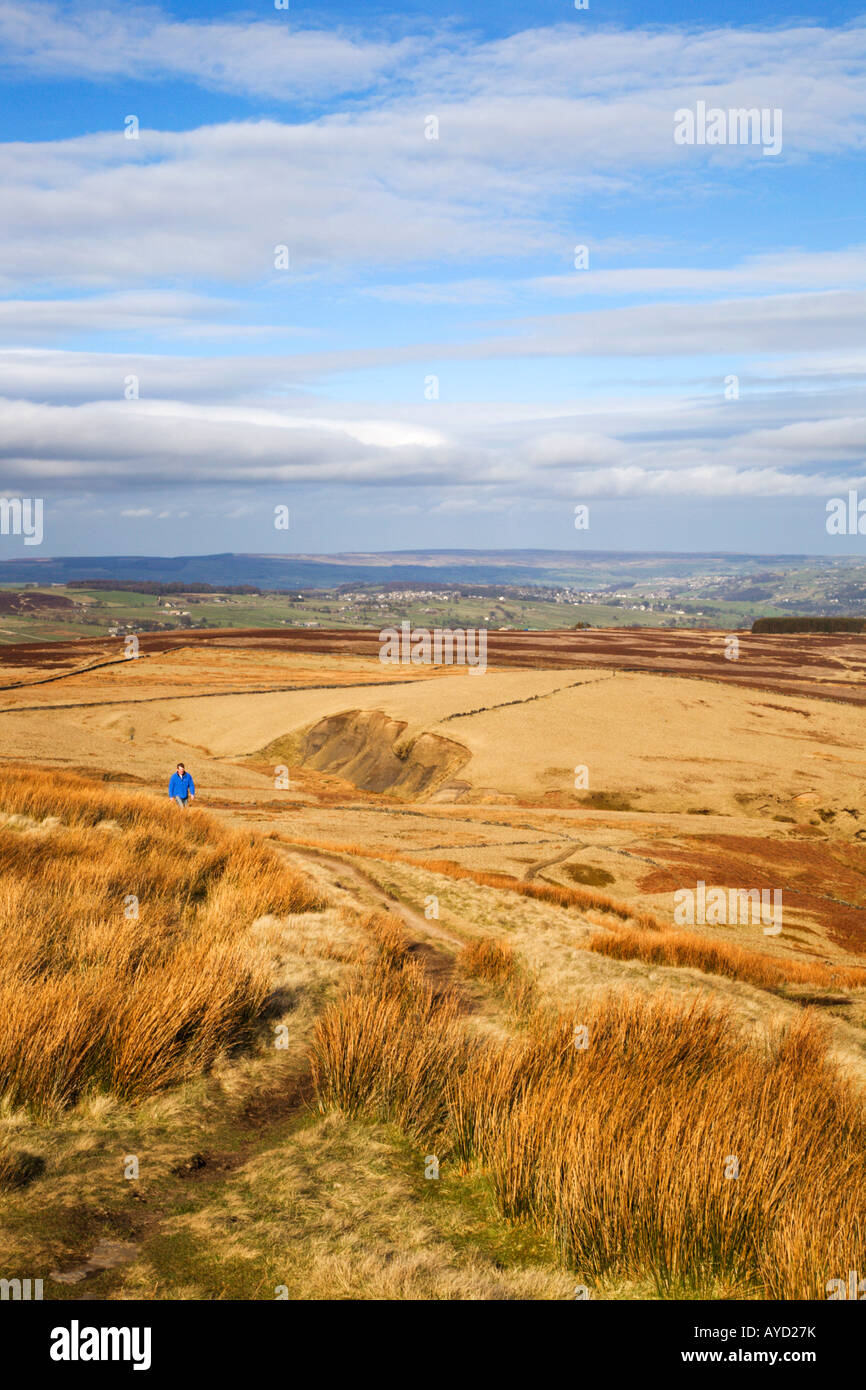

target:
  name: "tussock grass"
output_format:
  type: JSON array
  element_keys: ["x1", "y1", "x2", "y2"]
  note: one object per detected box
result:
[
  {"x1": 458, "y1": 937, "x2": 538, "y2": 1017},
  {"x1": 311, "y1": 923, "x2": 866, "y2": 1298},
  {"x1": 587, "y1": 926, "x2": 866, "y2": 992},
  {"x1": 312, "y1": 916, "x2": 472, "y2": 1143},
  {"x1": 0, "y1": 765, "x2": 325, "y2": 1111},
  {"x1": 458, "y1": 938, "x2": 517, "y2": 984},
  {"x1": 415, "y1": 861, "x2": 661, "y2": 927},
  {"x1": 0, "y1": 1139, "x2": 43, "y2": 1189}
]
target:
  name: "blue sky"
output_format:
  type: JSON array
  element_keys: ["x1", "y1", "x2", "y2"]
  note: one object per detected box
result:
[{"x1": 0, "y1": 1, "x2": 864, "y2": 557}]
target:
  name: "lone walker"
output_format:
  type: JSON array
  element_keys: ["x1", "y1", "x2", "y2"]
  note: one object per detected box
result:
[{"x1": 169, "y1": 763, "x2": 196, "y2": 809}]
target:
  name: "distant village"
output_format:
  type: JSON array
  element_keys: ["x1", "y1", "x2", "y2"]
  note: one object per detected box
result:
[{"x1": 6, "y1": 563, "x2": 858, "y2": 641}]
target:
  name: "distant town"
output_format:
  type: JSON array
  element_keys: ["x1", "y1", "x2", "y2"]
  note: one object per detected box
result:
[{"x1": 0, "y1": 555, "x2": 864, "y2": 644}]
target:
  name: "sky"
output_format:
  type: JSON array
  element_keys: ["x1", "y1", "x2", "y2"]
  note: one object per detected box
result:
[{"x1": 0, "y1": 0, "x2": 864, "y2": 558}]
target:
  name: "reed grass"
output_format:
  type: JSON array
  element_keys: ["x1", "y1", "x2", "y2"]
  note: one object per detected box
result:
[
  {"x1": 0, "y1": 765, "x2": 324, "y2": 1111},
  {"x1": 588, "y1": 926, "x2": 866, "y2": 992},
  {"x1": 311, "y1": 916, "x2": 866, "y2": 1298}
]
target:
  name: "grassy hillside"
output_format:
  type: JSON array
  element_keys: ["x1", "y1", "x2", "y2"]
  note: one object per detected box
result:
[
  {"x1": 0, "y1": 770, "x2": 576, "y2": 1298},
  {"x1": 0, "y1": 767, "x2": 323, "y2": 1113},
  {"x1": 2, "y1": 761, "x2": 864, "y2": 1301},
  {"x1": 313, "y1": 915, "x2": 865, "y2": 1299}
]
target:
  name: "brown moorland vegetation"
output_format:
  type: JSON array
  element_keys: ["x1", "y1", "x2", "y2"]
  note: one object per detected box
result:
[
  {"x1": 3, "y1": 625, "x2": 865, "y2": 701},
  {"x1": 0, "y1": 765, "x2": 324, "y2": 1114},
  {"x1": 457, "y1": 937, "x2": 518, "y2": 984},
  {"x1": 457, "y1": 936, "x2": 538, "y2": 1017},
  {"x1": 277, "y1": 833, "x2": 666, "y2": 928},
  {"x1": 635, "y1": 834, "x2": 866, "y2": 955},
  {"x1": 312, "y1": 914, "x2": 866, "y2": 1298},
  {"x1": 588, "y1": 927, "x2": 866, "y2": 993},
  {"x1": 279, "y1": 834, "x2": 866, "y2": 994}
]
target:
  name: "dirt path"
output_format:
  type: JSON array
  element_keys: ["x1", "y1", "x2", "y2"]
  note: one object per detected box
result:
[
  {"x1": 274, "y1": 840, "x2": 469, "y2": 994},
  {"x1": 277, "y1": 841, "x2": 464, "y2": 947},
  {"x1": 45, "y1": 1056, "x2": 318, "y2": 1294},
  {"x1": 522, "y1": 841, "x2": 585, "y2": 881}
]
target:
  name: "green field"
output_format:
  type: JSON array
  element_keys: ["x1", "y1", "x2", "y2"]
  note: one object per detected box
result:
[
  {"x1": 2, "y1": 553, "x2": 864, "y2": 645},
  {"x1": 0, "y1": 579, "x2": 798, "y2": 645}
]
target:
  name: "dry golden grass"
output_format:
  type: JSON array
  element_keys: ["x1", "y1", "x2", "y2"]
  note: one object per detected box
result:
[
  {"x1": 286, "y1": 833, "x2": 866, "y2": 998},
  {"x1": 457, "y1": 937, "x2": 538, "y2": 1018},
  {"x1": 311, "y1": 918, "x2": 866, "y2": 1299},
  {"x1": 458, "y1": 938, "x2": 517, "y2": 984},
  {"x1": 0, "y1": 765, "x2": 325, "y2": 1112},
  {"x1": 311, "y1": 915, "x2": 471, "y2": 1143},
  {"x1": 587, "y1": 926, "x2": 866, "y2": 992},
  {"x1": 0, "y1": 1138, "x2": 43, "y2": 1189}
]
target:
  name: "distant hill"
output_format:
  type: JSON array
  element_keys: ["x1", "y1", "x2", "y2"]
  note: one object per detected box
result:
[{"x1": 0, "y1": 548, "x2": 831, "y2": 590}]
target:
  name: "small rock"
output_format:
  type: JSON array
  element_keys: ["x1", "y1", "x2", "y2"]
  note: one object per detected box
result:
[
  {"x1": 171, "y1": 1152, "x2": 207, "y2": 1177},
  {"x1": 50, "y1": 1240, "x2": 139, "y2": 1285}
]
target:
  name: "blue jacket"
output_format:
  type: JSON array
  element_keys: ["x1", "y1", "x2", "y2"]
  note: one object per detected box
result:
[{"x1": 169, "y1": 771, "x2": 195, "y2": 800}]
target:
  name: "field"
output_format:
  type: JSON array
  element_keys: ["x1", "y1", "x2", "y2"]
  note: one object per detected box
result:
[
  {"x1": 0, "y1": 572, "x2": 813, "y2": 643},
  {"x1": 1, "y1": 625, "x2": 865, "y2": 1300},
  {"x1": 0, "y1": 582, "x2": 728, "y2": 644},
  {"x1": 8, "y1": 555, "x2": 866, "y2": 644}
]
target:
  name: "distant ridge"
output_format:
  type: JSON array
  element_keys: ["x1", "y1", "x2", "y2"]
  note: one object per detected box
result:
[{"x1": 0, "y1": 549, "x2": 836, "y2": 589}]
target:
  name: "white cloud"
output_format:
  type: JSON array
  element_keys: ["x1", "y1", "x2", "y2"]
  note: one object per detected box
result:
[
  {"x1": 0, "y1": 2, "x2": 412, "y2": 99},
  {"x1": 1, "y1": 18, "x2": 865, "y2": 289},
  {"x1": 2, "y1": 8, "x2": 864, "y2": 527},
  {"x1": 0, "y1": 387, "x2": 862, "y2": 505},
  {"x1": 526, "y1": 248, "x2": 866, "y2": 299},
  {"x1": 1, "y1": 286, "x2": 863, "y2": 405},
  {"x1": 0, "y1": 397, "x2": 458, "y2": 485},
  {"x1": 0, "y1": 291, "x2": 277, "y2": 339}
]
